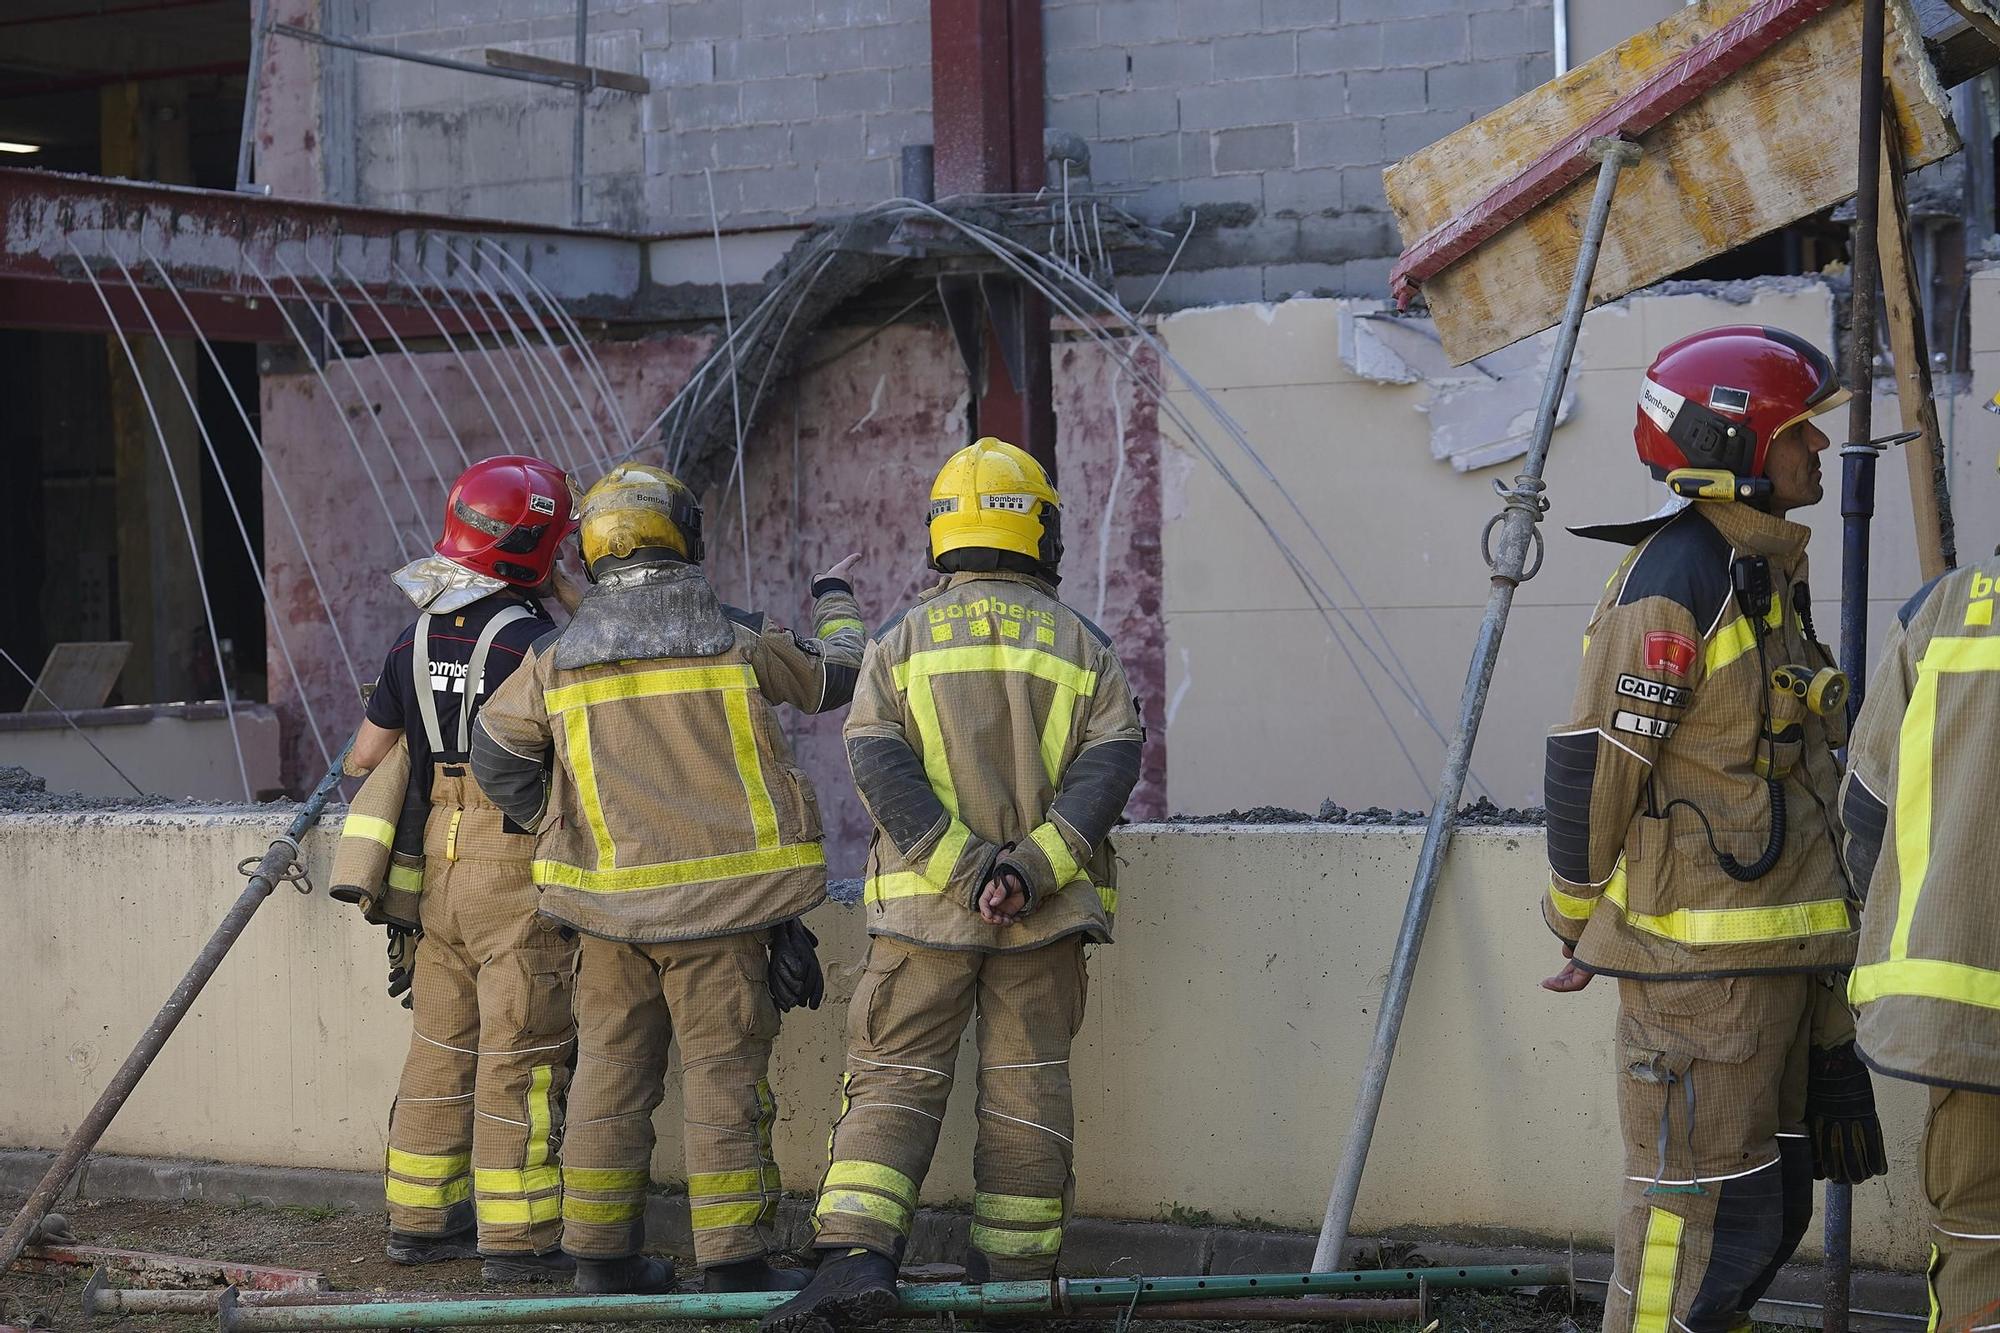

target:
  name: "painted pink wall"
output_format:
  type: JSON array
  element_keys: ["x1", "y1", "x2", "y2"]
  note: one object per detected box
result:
[{"x1": 263, "y1": 324, "x2": 1165, "y2": 875}]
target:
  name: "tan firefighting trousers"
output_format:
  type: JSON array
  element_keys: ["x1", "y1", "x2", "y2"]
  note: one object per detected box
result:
[
  {"x1": 810, "y1": 935, "x2": 1088, "y2": 1279},
  {"x1": 1601, "y1": 975, "x2": 1814, "y2": 1333},
  {"x1": 1924, "y1": 1086, "x2": 2000, "y2": 1331},
  {"x1": 386, "y1": 772, "x2": 578, "y2": 1255},
  {"x1": 559, "y1": 930, "x2": 785, "y2": 1267}
]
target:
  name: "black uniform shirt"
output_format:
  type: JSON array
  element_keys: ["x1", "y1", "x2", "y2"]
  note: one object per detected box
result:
[{"x1": 365, "y1": 591, "x2": 553, "y2": 803}]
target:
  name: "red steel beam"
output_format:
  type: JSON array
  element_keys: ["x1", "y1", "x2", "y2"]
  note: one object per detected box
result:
[{"x1": 1388, "y1": 0, "x2": 1839, "y2": 309}]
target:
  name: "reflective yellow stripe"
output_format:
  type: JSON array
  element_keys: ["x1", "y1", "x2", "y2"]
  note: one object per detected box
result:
[
  {"x1": 543, "y1": 664, "x2": 757, "y2": 714},
  {"x1": 1928, "y1": 1242, "x2": 1942, "y2": 1333},
  {"x1": 1850, "y1": 957, "x2": 2000, "y2": 1010},
  {"x1": 473, "y1": 1165, "x2": 560, "y2": 1195},
  {"x1": 563, "y1": 1196, "x2": 645, "y2": 1225},
  {"x1": 477, "y1": 1195, "x2": 562, "y2": 1224},
  {"x1": 387, "y1": 862, "x2": 424, "y2": 892},
  {"x1": 974, "y1": 1192, "x2": 1062, "y2": 1223},
  {"x1": 564, "y1": 707, "x2": 616, "y2": 871},
  {"x1": 1547, "y1": 874, "x2": 1605, "y2": 921},
  {"x1": 1040, "y1": 689, "x2": 1077, "y2": 785},
  {"x1": 814, "y1": 1188, "x2": 912, "y2": 1234},
  {"x1": 818, "y1": 617, "x2": 864, "y2": 640},
  {"x1": 825, "y1": 1160, "x2": 918, "y2": 1206},
  {"x1": 970, "y1": 1221, "x2": 1062, "y2": 1257},
  {"x1": 893, "y1": 644, "x2": 1099, "y2": 697},
  {"x1": 343, "y1": 813, "x2": 394, "y2": 847},
  {"x1": 445, "y1": 808, "x2": 462, "y2": 861},
  {"x1": 907, "y1": 675, "x2": 959, "y2": 816},
  {"x1": 387, "y1": 1176, "x2": 472, "y2": 1208},
  {"x1": 690, "y1": 1167, "x2": 784, "y2": 1199},
  {"x1": 563, "y1": 1166, "x2": 651, "y2": 1192},
  {"x1": 1599, "y1": 862, "x2": 1846, "y2": 946},
  {"x1": 1097, "y1": 884, "x2": 1118, "y2": 914},
  {"x1": 866, "y1": 872, "x2": 941, "y2": 903},
  {"x1": 388, "y1": 1149, "x2": 469, "y2": 1179},
  {"x1": 1029, "y1": 822, "x2": 1079, "y2": 885},
  {"x1": 1633, "y1": 1206, "x2": 1683, "y2": 1333},
  {"x1": 691, "y1": 1200, "x2": 768, "y2": 1231},
  {"x1": 526, "y1": 1065, "x2": 553, "y2": 1168},
  {"x1": 1705, "y1": 593, "x2": 1783, "y2": 677},
  {"x1": 725, "y1": 686, "x2": 780, "y2": 851},
  {"x1": 536, "y1": 842, "x2": 824, "y2": 893},
  {"x1": 924, "y1": 819, "x2": 971, "y2": 886}
]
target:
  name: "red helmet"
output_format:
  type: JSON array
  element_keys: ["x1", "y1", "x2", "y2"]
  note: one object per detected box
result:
[
  {"x1": 434, "y1": 455, "x2": 579, "y2": 587},
  {"x1": 1635, "y1": 325, "x2": 1847, "y2": 482}
]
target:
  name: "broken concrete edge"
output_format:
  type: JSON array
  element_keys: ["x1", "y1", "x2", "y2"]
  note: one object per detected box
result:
[{"x1": 0, "y1": 1150, "x2": 1926, "y2": 1314}]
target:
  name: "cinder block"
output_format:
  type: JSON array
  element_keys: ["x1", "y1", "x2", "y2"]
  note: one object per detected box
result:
[
  {"x1": 1342, "y1": 256, "x2": 1395, "y2": 297},
  {"x1": 665, "y1": 126, "x2": 722, "y2": 172},
  {"x1": 669, "y1": 0, "x2": 744, "y2": 41},
  {"x1": 1381, "y1": 13, "x2": 1468, "y2": 68},
  {"x1": 1122, "y1": 130, "x2": 1181, "y2": 182},
  {"x1": 745, "y1": 0, "x2": 814, "y2": 37},
  {"x1": 1048, "y1": 45, "x2": 1131, "y2": 95},
  {"x1": 788, "y1": 25, "x2": 866, "y2": 72},
  {"x1": 1213, "y1": 32, "x2": 1295, "y2": 79},
  {"x1": 434, "y1": 0, "x2": 502, "y2": 28},
  {"x1": 1097, "y1": 0, "x2": 1178, "y2": 44},
  {"x1": 1179, "y1": 170, "x2": 1265, "y2": 207},
  {"x1": 864, "y1": 108, "x2": 931, "y2": 156},
  {"x1": 1340, "y1": 163, "x2": 1389, "y2": 210},
  {"x1": 815, "y1": 0, "x2": 894, "y2": 25},
  {"x1": 671, "y1": 166, "x2": 742, "y2": 219},
  {"x1": 890, "y1": 64, "x2": 931, "y2": 110},
  {"x1": 1471, "y1": 6, "x2": 1538, "y2": 58},
  {"x1": 791, "y1": 113, "x2": 865, "y2": 159},
  {"x1": 362, "y1": 0, "x2": 434, "y2": 35},
  {"x1": 1212, "y1": 124, "x2": 1295, "y2": 174},
  {"x1": 1425, "y1": 57, "x2": 1528, "y2": 112},
  {"x1": 742, "y1": 74, "x2": 818, "y2": 122},
  {"x1": 737, "y1": 163, "x2": 818, "y2": 215},
  {"x1": 711, "y1": 122, "x2": 793, "y2": 167},
  {"x1": 862, "y1": 20, "x2": 929, "y2": 67},
  {"x1": 1044, "y1": 3, "x2": 1100, "y2": 48},
  {"x1": 815, "y1": 154, "x2": 895, "y2": 207},
  {"x1": 1342, "y1": 0, "x2": 1453, "y2": 19},
  {"x1": 1175, "y1": 0, "x2": 1253, "y2": 39},
  {"x1": 1299, "y1": 22, "x2": 1380, "y2": 73},
  {"x1": 1177, "y1": 73, "x2": 1339, "y2": 131},
  {"x1": 1046, "y1": 92, "x2": 1101, "y2": 139},
  {"x1": 1262, "y1": 0, "x2": 1333, "y2": 29},
  {"x1": 1262, "y1": 261, "x2": 1346, "y2": 302},
  {"x1": 1128, "y1": 41, "x2": 1211, "y2": 89},
  {"x1": 1298, "y1": 115, "x2": 1383, "y2": 170},
  {"x1": 1089, "y1": 136, "x2": 1132, "y2": 182},
  {"x1": 1346, "y1": 67, "x2": 1425, "y2": 116},
  {"x1": 816, "y1": 68, "x2": 891, "y2": 114},
  {"x1": 1263, "y1": 165, "x2": 1343, "y2": 217},
  {"x1": 1294, "y1": 206, "x2": 1397, "y2": 259},
  {"x1": 715, "y1": 36, "x2": 790, "y2": 80},
  {"x1": 1100, "y1": 88, "x2": 1178, "y2": 139},
  {"x1": 669, "y1": 82, "x2": 744, "y2": 128},
  {"x1": 1381, "y1": 107, "x2": 1471, "y2": 158},
  {"x1": 644, "y1": 40, "x2": 717, "y2": 86}
]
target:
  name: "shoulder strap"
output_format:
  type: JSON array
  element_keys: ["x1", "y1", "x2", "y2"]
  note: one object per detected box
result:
[
  {"x1": 410, "y1": 613, "x2": 447, "y2": 753},
  {"x1": 460, "y1": 604, "x2": 537, "y2": 751}
]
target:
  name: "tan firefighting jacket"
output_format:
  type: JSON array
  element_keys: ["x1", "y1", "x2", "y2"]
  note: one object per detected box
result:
[
  {"x1": 473, "y1": 563, "x2": 864, "y2": 944},
  {"x1": 329, "y1": 738, "x2": 427, "y2": 930},
  {"x1": 1840, "y1": 561, "x2": 2000, "y2": 1093},
  {"x1": 846, "y1": 570, "x2": 1144, "y2": 953},
  {"x1": 1544, "y1": 501, "x2": 1856, "y2": 978}
]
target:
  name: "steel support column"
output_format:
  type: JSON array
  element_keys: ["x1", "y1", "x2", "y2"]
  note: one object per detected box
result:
[{"x1": 930, "y1": 0, "x2": 1055, "y2": 476}]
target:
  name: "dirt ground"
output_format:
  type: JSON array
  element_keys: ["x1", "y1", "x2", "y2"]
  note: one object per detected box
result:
[{"x1": 0, "y1": 1198, "x2": 1606, "y2": 1333}]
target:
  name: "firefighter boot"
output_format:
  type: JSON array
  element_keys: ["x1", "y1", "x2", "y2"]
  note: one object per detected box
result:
[
  {"x1": 760, "y1": 1249, "x2": 899, "y2": 1333},
  {"x1": 481, "y1": 1250, "x2": 577, "y2": 1286},
  {"x1": 575, "y1": 1254, "x2": 677, "y2": 1294},
  {"x1": 704, "y1": 1257, "x2": 813, "y2": 1292},
  {"x1": 386, "y1": 1229, "x2": 478, "y2": 1265}
]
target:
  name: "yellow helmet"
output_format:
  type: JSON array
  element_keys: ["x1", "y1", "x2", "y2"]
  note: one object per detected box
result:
[
  {"x1": 579, "y1": 463, "x2": 705, "y2": 574},
  {"x1": 927, "y1": 437, "x2": 1062, "y2": 571}
]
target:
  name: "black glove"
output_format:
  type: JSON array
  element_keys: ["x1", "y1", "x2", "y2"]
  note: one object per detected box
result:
[
  {"x1": 990, "y1": 852, "x2": 1037, "y2": 918},
  {"x1": 1805, "y1": 1040, "x2": 1888, "y2": 1183},
  {"x1": 767, "y1": 917, "x2": 824, "y2": 1013},
  {"x1": 386, "y1": 927, "x2": 417, "y2": 1010}
]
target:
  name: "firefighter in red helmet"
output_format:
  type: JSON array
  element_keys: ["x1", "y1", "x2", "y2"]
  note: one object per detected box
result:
[
  {"x1": 1540, "y1": 328, "x2": 1886, "y2": 1329},
  {"x1": 341, "y1": 456, "x2": 586, "y2": 1284}
]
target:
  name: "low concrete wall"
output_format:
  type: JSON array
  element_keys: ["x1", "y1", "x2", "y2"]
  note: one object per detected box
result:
[
  {"x1": 0, "y1": 815, "x2": 1930, "y2": 1271},
  {"x1": 0, "y1": 703, "x2": 283, "y2": 800}
]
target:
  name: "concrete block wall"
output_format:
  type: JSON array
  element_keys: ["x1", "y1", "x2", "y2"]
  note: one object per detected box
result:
[{"x1": 330, "y1": 0, "x2": 1554, "y2": 302}]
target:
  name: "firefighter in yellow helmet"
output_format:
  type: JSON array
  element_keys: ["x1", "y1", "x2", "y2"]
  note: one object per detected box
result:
[
  {"x1": 1840, "y1": 561, "x2": 2000, "y2": 1325},
  {"x1": 472, "y1": 463, "x2": 867, "y2": 1296},
  {"x1": 764, "y1": 439, "x2": 1145, "y2": 1333}
]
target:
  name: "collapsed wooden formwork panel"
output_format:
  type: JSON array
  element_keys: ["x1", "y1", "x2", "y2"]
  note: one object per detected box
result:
[{"x1": 1385, "y1": 0, "x2": 1959, "y2": 366}]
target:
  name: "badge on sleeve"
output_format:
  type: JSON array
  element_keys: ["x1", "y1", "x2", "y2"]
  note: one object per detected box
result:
[{"x1": 1642, "y1": 631, "x2": 1698, "y2": 677}]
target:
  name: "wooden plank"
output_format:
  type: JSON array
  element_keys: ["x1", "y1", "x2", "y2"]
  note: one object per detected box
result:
[
  {"x1": 1384, "y1": 0, "x2": 1958, "y2": 365},
  {"x1": 482, "y1": 48, "x2": 649, "y2": 94},
  {"x1": 22, "y1": 642, "x2": 130, "y2": 713},
  {"x1": 1878, "y1": 115, "x2": 1957, "y2": 577},
  {"x1": 1946, "y1": 0, "x2": 2000, "y2": 47}
]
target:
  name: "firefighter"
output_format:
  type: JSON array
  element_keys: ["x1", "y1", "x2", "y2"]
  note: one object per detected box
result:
[
  {"x1": 341, "y1": 454, "x2": 584, "y2": 1284},
  {"x1": 763, "y1": 437, "x2": 1145, "y2": 1333},
  {"x1": 1539, "y1": 327, "x2": 1886, "y2": 1330},
  {"x1": 471, "y1": 462, "x2": 866, "y2": 1296},
  {"x1": 1840, "y1": 561, "x2": 2000, "y2": 1328}
]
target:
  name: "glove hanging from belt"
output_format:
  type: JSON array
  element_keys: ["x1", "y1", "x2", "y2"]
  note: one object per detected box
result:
[
  {"x1": 1805, "y1": 976, "x2": 1887, "y2": 1183},
  {"x1": 767, "y1": 917, "x2": 824, "y2": 1013},
  {"x1": 386, "y1": 927, "x2": 417, "y2": 1010}
]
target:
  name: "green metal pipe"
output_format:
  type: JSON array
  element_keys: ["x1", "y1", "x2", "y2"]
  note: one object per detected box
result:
[{"x1": 216, "y1": 1266, "x2": 1567, "y2": 1331}]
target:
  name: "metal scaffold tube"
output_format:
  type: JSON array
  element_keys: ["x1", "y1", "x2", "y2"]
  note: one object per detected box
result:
[
  {"x1": 210, "y1": 1268, "x2": 1567, "y2": 1331},
  {"x1": 1311, "y1": 136, "x2": 1643, "y2": 1272}
]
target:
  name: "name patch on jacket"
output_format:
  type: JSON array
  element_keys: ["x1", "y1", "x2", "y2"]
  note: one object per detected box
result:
[
  {"x1": 1612, "y1": 710, "x2": 1678, "y2": 740},
  {"x1": 1643, "y1": 631, "x2": 1698, "y2": 677},
  {"x1": 1616, "y1": 674, "x2": 1689, "y2": 709}
]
